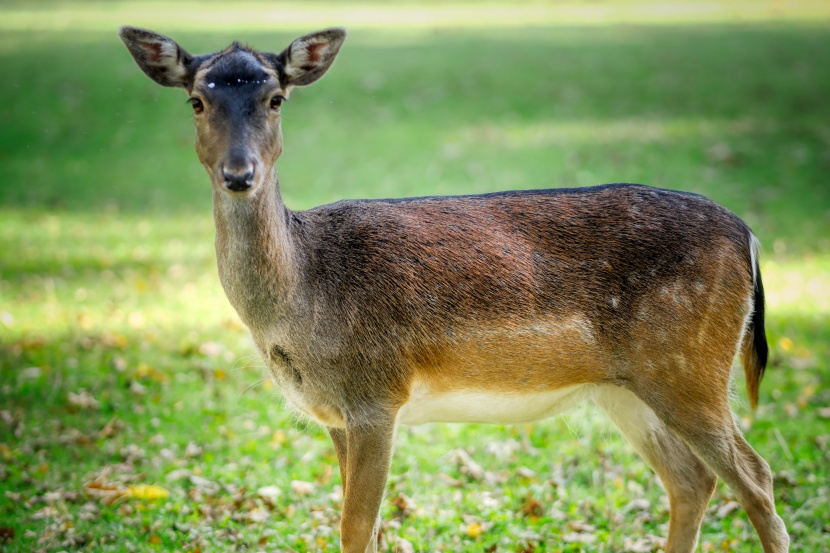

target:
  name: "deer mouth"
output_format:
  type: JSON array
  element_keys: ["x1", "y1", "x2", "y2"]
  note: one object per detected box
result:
[{"x1": 225, "y1": 177, "x2": 254, "y2": 193}]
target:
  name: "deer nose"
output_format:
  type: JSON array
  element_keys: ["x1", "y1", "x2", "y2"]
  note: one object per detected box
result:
[{"x1": 221, "y1": 163, "x2": 255, "y2": 192}]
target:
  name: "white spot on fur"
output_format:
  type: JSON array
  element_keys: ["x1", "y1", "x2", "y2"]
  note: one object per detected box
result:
[
  {"x1": 473, "y1": 316, "x2": 596, "y2": 346},
  {"x1": 609, "y1": 296, "x2": 620, "y2": 309}
]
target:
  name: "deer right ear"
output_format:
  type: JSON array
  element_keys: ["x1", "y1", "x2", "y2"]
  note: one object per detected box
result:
[
  {"x1": 119, "y1": 26, "x2": 193, "y2": 88},
  {"x1": 276, "y1": 28, "x2": 346, "y2": 88}
]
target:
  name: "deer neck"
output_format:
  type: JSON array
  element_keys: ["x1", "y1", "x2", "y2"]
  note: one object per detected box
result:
[{"x1": 212, "y1": 169, "x2": 297, "y2": 330}]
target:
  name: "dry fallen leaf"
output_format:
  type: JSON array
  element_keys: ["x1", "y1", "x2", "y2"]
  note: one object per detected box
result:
[
  {"x1": 624, "y1": 535, "x2": 666, "y2": 552},
  {"x1": 184, "y1": 442, "x2": 203, "y2": 458},
  {"x1": 257, "y1": 485, "x2": 282, "y2": 501},
  {"x1": 716, "y1": 501, "x2": 740, "y2": 519},
  {"x1": 563, "y1": 532, "x2": 597, "y2": 544},
  {"x1": 316, "y1": 464, "x2": 334, "y2": 485},
  {"x1": 270, "y1": 430, "x2": 286, "y2": 446},
  {"x1": 389, "y1": 493, "x2": 415, "y2": 521},
  {"x1": 450, "y1": 448, "x2": 486, "y2": 481},
  {"x1": 516, "y1": 466, "x2": 536, "y2": 479},
  {"x1": 85, "y1": 478, "x2": 125, "y2": 505},
  {"x1": 521, "y1": 494, "x2": 544, "y2": 519},
  {"x1": 200, "y1": 341, "x2": 223, "y2": 358},
  {"x1": 290, "y1": 480, "x2": 315, "y2": 496},
  {"x1": 566, "y1": 520, "x2": 597, "y2": 533},
  {"x1": 391, "y1": 536, "x2": 415, "y2": 553},
  {"x1": 98, "y1": 417, "x2": 123, "y2": 439},
  {"x1": 127, "y1": 484, "x2": 170, "y2": 500},
  {"x1": 0, "y1": 527, "x2": 14, "y2": 543},
  {"x1": 0, "y1": 311, "x2": 14, "y2": 328},
  {"x1": 625, "y1": 498, "x2": 652, "y2": 512},
  {"x1": 31, "y1": 506, "x2": 60, "y2": 520},
  {"x1": 135, "y1": 363, "x2": 169, "y2": 383},
  {"x1": 67, "y1": 389, "x2": 100, "y2": 410},
  {"x1": 465, "y1": 522, "x2": 483, "y2": 538},
  {"x1": 247, "y1": 507, "x2": 270, "y2": 523},
  {"x1": 516, "y1": 542, "x2": 536, "y2": 553}
]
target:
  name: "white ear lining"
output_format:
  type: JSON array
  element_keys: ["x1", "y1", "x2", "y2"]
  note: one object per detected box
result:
[
  {"x1": 284, "y1": 38, "x2": 331, "y2": 79},
  {"x1": 141, "y1": 38, "x2": 188, "y2": 80}
]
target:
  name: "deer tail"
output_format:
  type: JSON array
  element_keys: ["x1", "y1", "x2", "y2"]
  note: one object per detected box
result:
[{"x1": 742, "y1": 234, "x2": 768, "y2": 411}]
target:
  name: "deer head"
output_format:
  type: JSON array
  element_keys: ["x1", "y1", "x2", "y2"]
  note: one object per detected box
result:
[{"x1": 119, "y1": 26, "x2": 346, "y2": 196}]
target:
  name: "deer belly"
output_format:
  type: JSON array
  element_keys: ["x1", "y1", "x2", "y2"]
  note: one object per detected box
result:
[{"x1": 397, "y1": 383, "x2": 587, "y2": 426}]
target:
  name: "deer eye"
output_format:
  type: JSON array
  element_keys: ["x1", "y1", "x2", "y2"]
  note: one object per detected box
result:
[
  {"x1": 270, "y1": 95, "x2": 285, "y2": 110},
  {"x1": 188, "y1": 97, "x2": 204, "y2": 114}
]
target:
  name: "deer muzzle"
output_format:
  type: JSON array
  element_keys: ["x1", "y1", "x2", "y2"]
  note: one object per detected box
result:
[{"x1": 220, "y1": 155, "x2": 256, "y2": 193}]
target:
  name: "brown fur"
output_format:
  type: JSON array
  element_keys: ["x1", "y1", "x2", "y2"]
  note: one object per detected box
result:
[{"x1": 119, "y1": 26, "x2": 789, "y2": 553}]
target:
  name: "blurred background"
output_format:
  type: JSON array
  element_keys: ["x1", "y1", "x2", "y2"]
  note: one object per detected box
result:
[{"x1": 1, "y1": 1, "x2": 829, "y2": 552}]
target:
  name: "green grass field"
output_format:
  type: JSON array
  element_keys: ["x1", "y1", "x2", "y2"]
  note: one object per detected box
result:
[{"x1": 1, "y1": 2, "x2": 829, "y2": 551}]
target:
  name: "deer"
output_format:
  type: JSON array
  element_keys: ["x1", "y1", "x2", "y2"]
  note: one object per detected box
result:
[{"x1": 118, "y1": 26, "x2": 789, "y2": 553}]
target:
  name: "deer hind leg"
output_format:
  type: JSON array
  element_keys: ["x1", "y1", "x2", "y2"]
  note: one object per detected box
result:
[
  {"x1": 638, "y1": 382, "x2": 789, "y2": 553},
  {"x1": 593, "y1": 385, "x2": 716, "y2": 553},
  {"x1": 669, "y1": 415, "x2": 788, "y2": 552}
]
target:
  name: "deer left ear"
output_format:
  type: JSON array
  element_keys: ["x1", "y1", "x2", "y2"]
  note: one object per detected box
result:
[
  {"x1": 119, "y1": 26, "x2": 193, "y2": 88},
  {"x1": 276, "y1": 28, "x2": 346, "y2": 88}
]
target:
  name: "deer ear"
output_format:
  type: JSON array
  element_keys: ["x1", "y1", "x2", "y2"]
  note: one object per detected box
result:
[
  {"x1": 276, "y1": 28, "x2": 346, "y2": 88},
  {"x1": 119, "y1": 26, "x2": 193, "y2": 88}
]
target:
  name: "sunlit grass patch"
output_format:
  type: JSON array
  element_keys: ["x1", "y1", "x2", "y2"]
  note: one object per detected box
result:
[
  {"x1": 764, "y1": 256, "x2": 830, "y2": 317},
  {"x1": 0, "y1": 210, "x2": 226, "y2": 339}
]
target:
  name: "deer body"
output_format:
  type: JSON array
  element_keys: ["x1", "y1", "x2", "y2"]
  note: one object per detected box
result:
[
  {"x1": 120, "y1": 26, "x2": 789, "y2": 553},
  {"x1": 217, "y1": 181, "x2": 751, "y2": 429}
]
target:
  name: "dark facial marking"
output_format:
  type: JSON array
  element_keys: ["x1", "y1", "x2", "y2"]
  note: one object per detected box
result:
[{"x1": 204, "y1": 45, "x2": 271, "y2": 88}]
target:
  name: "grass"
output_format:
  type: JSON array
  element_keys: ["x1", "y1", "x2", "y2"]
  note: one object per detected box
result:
[{"x1": 1, "y1": 2, "x2": 829, "y2": 552}]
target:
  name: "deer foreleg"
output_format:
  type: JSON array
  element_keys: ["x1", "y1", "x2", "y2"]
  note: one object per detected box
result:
[
  {"x1": 338, "y1": 420, "x2": 396, "y2": 553},
  {"x1": 328, "y1": 427, "x2": 349, "y2": 497}
]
